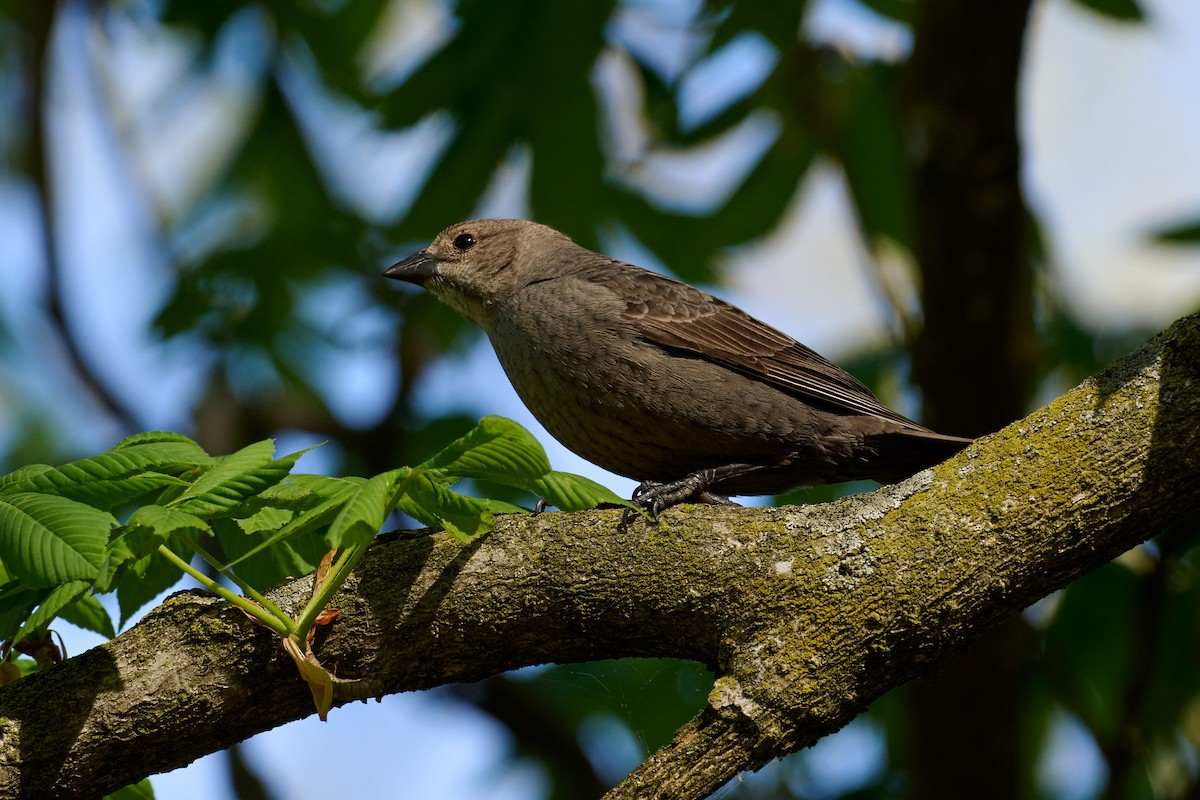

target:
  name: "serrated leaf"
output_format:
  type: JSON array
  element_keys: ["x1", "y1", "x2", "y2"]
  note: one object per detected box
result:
[
  {"x1": 98, "y1": 441, "x2": 211, "y2": 471},
  {"x1": 0, "y1": 465, "x2": 53, "y2": 492},
  {"x1": 59, "y1": 591, "x2": 116, "y2": 638},
  {"x1": 235, "y1": 506, "x2": 295, "y2": 534},
  {"x1": 398, "y1": 470, "x2": 495, "y2": 543},
  {"x1": 235, "y1": 472, "x2": 357, "y2": 517},
  {"x1": 420, "y1": 416, "x2": 552, "y2": 482},
  {"x1": 532, "y1": 472, "x2": 632, "y2": 513},
  {"x1": 94, "y1": 533, "x2": 137, "y2": 594},
  {"x1": 474, "y1": 497, "x2": 529, "y2": 515},
  {"x1": 116, "y1": 542, "x2": 189, "y2": 627},
  {"x1": 215, "y1": 519, "x2": 320, "y2": 590},
  {"x1": 251, "y1": 479, "x2": 324, "y2": 506},
  {"x1": 419, "y1": 417, "x2": 629, "y2": 513},
  {"x1": 14, "y1": 580, "x2": 90, "y2": 642},
  {"x1": 109, "y1": 430, "x2": 206, "y2": 451},
  {"x1": 169, "y1": 440, "x2": 274, "y2": 512},
  {"x1": 15, "y1": 473, "x2": 185, "y2": 512},
  {"x1": 0, "y1": 583, "x2": 48, "y2": 644},
  {"x1": 224, "y1": 476, "x2": 363, "y2": 569},
  {"x1": 0, "y1": 443, "x2": 208, "y2": 510},
  {"x1": 120, "y1": 505, "x2": 211, "y2": 557},
  {"x1": 170, "y1": 441, "x2": 303, "y2": 517},
  {"x1": 0, "y1": 493, "x2": 113, "y2": 587},
  {"x1": 416, "y1": 417, "x2": 629, "y2": 515},
  {"x1": 324, "y1": 469, "x2": 404, "y2": 548},
  {"x1": 284, "y1": 473, "x2": 368, "y2": 497}
]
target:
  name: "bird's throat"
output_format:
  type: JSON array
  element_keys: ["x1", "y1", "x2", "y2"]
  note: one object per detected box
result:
[{"x1": 429, "y1": 281, "x2": 492, "y2": 329}]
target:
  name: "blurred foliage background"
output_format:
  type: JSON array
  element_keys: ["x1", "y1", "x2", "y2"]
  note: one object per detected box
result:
[{"x1": 2, "y1": 0, "x2": 1200, "y2": 798}]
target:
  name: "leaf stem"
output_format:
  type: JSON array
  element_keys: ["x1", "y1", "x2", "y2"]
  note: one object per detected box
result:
[
  {"x1": 156, "y1": 544, "x2": 293, "y2": 637},
  {"x1": 185, "y1": 538, "x2": 293, "y2": 629},
  {"x1": 292, "y1": 472, "x2": 411, "y2": 643},
  {"x1": 292, "y1": 542, "x2": 368, "y2": 643}
]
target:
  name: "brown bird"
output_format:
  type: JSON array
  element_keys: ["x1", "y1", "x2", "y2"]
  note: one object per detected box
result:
[{"x1": 384, "y1": 219, "x2": 971, "y2": 517}]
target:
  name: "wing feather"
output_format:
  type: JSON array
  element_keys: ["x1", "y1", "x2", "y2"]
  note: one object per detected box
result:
[{"x1": 598, "y1": 265, "x2": 922, "y2": 428}]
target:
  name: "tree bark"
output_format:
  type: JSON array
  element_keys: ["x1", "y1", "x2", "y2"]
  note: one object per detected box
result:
[{"x1": 1, "y1": 312, "x2": 1198, "y2": 800}]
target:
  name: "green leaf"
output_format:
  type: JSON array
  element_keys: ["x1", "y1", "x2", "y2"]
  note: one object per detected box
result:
[
  {"x1": 120, "y1": 505, "x2": 212, "y2": 557},
  {"x1": 293, "y1": 0, "x2": 390, "y2": 104},
  {"x1": 271, "y1": 473, "x2": 365, "y2": 501},
  {"x1": 324, "y1": 469, "x2": 404, "y2": 548},
  {"x1": 0, "y1": 465, "x2": 53, "y2": 492},
  {"x1": 398, "y1": 470, "x2": 495, "y2": 543},
  {"x1": 14, "y1": 580, "x2": 90, "y2": 642},
  {"x1": 168, "y1": 440, "x2": 273, "y2": 513},
  {"x1": 170, "y1": 441, "x2": 303, "y2": 517},
  {"x1": 214, "y1": 519, "x2": 322, "y2": 591},
  {"x1": 532, "y1": 472, "x2": 631, "y2": 513},
  {"x1": 223, "y1": 475, "x2": 363, "y2": 569},
  {"x1": 94, "y1": 533, "x2": 137, "y2": 595},
  {"x1": 235, "y1": 506, "x2": 294, "y2": 534},
  {"x1": 419, "y1": 417, "x2": 631, "y2": 513},
  {"x1": 1070, "y1": 0, "x2": 1144, "y2": 21},
  {"x1": 109, "y1": 430, "x2": 207, "y2": 452},
  {"x1": 116, "y1": 542, "x2": 189, "y2": 627},
  {"x1": 0, "y1": 442, "x2": 208, "y2": 510},
  {"x1": 59, "y1": 591, "x2": 116, "y2": 638},
  {"x1": 92, "y1": 442, "x2": 211, "y2": 474},
  {"x1": 0, "y1": 583, "x2": 48, "y2": 644},
  {"x1": 473, "y1": 497, "x2": 529, "y2": 515},
  {"x1": 420, "y1": 415, "x2": 552, "y2": 482},
  {"x1": 104, "y1": 777, "x2": 155, "y2": 800},
  {"x1": 0, "y1": 493, "x2": 113, "y2": 587},
  {"x1": 1044, "y1": 562, "x2": 1137, "y2": 739}
]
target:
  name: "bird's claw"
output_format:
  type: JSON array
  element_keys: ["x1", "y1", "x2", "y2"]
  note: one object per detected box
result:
[
  {"x1": 620, "y1": 473, "x2": 744, "y2": 526},
  {"x1": 621, "y1": 483, "x2": 659, "y2": 525}
]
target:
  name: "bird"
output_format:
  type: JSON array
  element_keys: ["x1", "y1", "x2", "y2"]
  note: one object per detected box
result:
[{"x1": 384, "y1": 219, "x2": 971, "y2": 518}]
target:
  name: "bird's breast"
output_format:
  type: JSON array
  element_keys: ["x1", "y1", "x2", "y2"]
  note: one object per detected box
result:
[{"x1": 483, "y1": 289, "x2": 817, "y2": 482}]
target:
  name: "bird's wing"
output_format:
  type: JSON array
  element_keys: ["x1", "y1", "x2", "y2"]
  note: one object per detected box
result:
[{"x1": 603, "y1": 265, "x2": 924, "y2": 428}]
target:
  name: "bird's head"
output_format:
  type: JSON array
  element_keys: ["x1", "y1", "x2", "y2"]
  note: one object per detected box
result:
[{"x1": 383, "y1": 219, "x2": 576, "y2": 327}]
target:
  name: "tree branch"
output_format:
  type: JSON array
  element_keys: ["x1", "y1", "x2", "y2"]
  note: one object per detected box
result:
[{"x1": 2, "y1": 312, "x2": 1198, "y2": 799}]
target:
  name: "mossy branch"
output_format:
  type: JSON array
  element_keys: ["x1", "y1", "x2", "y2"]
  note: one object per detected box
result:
[{"x1": 1, "y1": 312, "x2": 1198, "y2": 800}]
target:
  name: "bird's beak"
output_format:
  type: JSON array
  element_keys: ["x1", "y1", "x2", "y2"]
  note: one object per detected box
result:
[{"x1": 383, "y1": 250, "x2": 439, "y2": 285}]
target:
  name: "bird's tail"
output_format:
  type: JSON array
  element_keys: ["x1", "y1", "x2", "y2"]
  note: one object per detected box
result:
[{"x1": 870, "y1": 428, "x2": 973, "y2": 483}]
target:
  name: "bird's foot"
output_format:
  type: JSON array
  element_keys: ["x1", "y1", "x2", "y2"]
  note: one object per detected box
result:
[
  {"x1": 695, "y1": 491, "x2": 739, "y2": 506},
  {"x1": 621, "y1": 468, "x2": 747, "y2": 524}
]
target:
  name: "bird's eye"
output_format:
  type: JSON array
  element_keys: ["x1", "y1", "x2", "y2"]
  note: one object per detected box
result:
[{"x1": 453, "y1": 233, "x2": 477, "y2": 251}]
